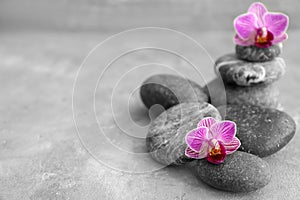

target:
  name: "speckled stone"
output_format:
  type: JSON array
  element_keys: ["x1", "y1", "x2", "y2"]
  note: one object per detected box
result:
[
  {"x1": 146, "y1": 102, "x2": 221, "y2": 166},
  {"x1": 188, "y1": 151, "x2": 271, "y2": 193},
  {"x1": 236, "y1": 44, "x2": 282, "y2": 62},
  {"x1": 218, "y1": 104, "x2": 296, "y2": 157},
  {"x1": 215, "y1": 54, "x2": 286, "y2": 86},
  {"x1": 205, "y1": 78, "x2": 281, "y2": 109},
  {"x1": 140, "y1": 74, "x2": 208, "y2": 109}
]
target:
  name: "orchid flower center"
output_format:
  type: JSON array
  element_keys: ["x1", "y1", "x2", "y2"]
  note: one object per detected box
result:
[
  {"x1": 210, "y1": 146, "x2": 222, "y2": 156},
  {"x1": 206, "y1": 139, "x2": 226, "y2": 164},
  {"x1": 209, "y1": 139, "x2": 222, "y2": 156},
  {"x1": 255, "y1": 27, "x2": 274, "y2": 48}
]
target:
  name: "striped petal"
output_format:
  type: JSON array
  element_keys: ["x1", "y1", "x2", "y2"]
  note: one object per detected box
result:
[
  {"x1": 234, "y1": 34, "x2": 255, "y2": 46},
  {"x1": 234, "y1": 13, "x2": 258, "y2": 40},
  {"x1": 264, "y1": 12, "x2": 289, "y2": 37},
  {"x1": 197, "y1": 117, "x2": 216, "y2": 129},
  {"x1": 185, "y1": 127, "x2": 208, "y2": 152},
  {"x1": 185, "y1": 145, "x2": 207, "y2": 159},
  {"x1": 248, "y1": 2, "x2": 268, "y2": 27},
  {"x1": 185, "y1": 147, "x2": 200, "y2": 159},
  {"x1": 223, "y1": 137, "x2": 241, "y2": 154},
  {"x1": 273, "y1": 33, "x2": 288, "y2": 44},
  {"x1": 210, "y1": 121, "x2": 237, "y2": 143}
]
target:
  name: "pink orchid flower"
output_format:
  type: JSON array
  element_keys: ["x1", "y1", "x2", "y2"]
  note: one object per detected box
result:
[
  {"x1": 234, "y1": 2, "x2": 289, "y2": 48},
  {"x1": 185, "y1": 117, "x2": 241, "y2": 164}
]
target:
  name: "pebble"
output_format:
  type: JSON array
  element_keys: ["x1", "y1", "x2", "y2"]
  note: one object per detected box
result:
[
  {"x1": 236, "y1": 44, "x2": 282, "y2": 62},
  {"x1": 218, "y1": 104, "x2": 296, "y2": 157},
  {"x1": 215, "y1": 54, "x2": 286, "y2": 86},
  {"x1": 146, "y1": 102, "x2": 221, "y2": 165},
  {"x1": 140, "y1": 74, "x2": 208, "y2": 109},
  {"x1": 188, "y1": 151, "x2": 271, "y2": 192},
  {"x1": 204, "y1": 78, "x2": 281, "y2": 109}
]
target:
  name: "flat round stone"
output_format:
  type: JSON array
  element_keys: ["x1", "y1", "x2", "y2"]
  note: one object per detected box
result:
[
  {"x1": 205, "y1": 78, "x2": 281, "y2": 109},
  {"x1": 218, "y1": 104, "x2": 296, "y2": 157},
  {"x1": 140, "y1": 74, "x2": 208, "y2": 109},
  {"x1": 146, "y1": 102, "x2": 221, "y2": 166},
  {"x1": 236, "y1": 44, "x2": 282, "y2": 62},
  {"x1": 215, "y1": 54, "x2": 286, "y2": 86},
  {"x1": 188, "y1": 151, "x2": 271, "y2": 193}
]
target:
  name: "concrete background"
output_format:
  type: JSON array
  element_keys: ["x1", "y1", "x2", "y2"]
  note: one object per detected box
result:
[
  {"x1": 1, "y1": 1, "x2": 300, "y2": 199},
  {"x1": 0, "y1": 0, "x2": 300, "y2": 31}
]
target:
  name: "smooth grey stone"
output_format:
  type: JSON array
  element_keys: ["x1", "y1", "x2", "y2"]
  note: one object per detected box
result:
[
  {"x1": 215, "y1": 54, "x2": 286, "y2": 86},
  {"x1": 140, "y1": 74, "x2": 208, "y2": 110},
  {"x1": 218, "y1": 104, "x2": 296, "y2": 157},
  {"x1": 188, "y1": 151, "x2": 271, "y2": 193},
  {"x1": 236, "y1": 44, "x2": 282, "y2": 62},
  {"x1": 204, "y1": 78, "x2": 281, "y2": 109},
  {"x1": 146, "y1": 102, "x2": 221, "y2": 166}
]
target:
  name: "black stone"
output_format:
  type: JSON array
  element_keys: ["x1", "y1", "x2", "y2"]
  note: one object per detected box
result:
[
  {"x1": 236, "y1": 44, "x2": 282, "y2": 62},
  {"x1": 204, "y1": 78, "x2": 281, "y2": 109},
  {"x1": 215, "y1": 54, "x2": 286, "y2": 86},
  {"x1": 140, "y1": 74, "x2": 208, "y2": 109},
  {"x1": 218, "y1": 104, "x2": 296, "y2": 157},
  {"x1": 188, "y1": 151, "x2": 271, "y2": 193}
]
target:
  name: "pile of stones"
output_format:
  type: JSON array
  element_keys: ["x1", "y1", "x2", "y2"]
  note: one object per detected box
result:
[
  {"x1": 208, "y1": 44, "x2": 285, "y2": 109},
  {"x1": 139, "y1": 44, "x2": 296, "y2": 192}
]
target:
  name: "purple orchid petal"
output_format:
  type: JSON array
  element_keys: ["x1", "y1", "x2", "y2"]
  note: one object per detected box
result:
[
  {"x1": 264, "y1": 12, "x2": 289, "y2": 37},
  {"x1": 223, "y1": 137, "x2": 241, "y2": 154},
  {"x1": 273, "y1": 33, "x2": 288, "y2": 44},
  {"x1": 185, "y1": 147, "x2": 200, "y2": 159},
  {"x1": 210, "y1": 121, "x2": 236, "y2": 143},
  {"x1": 185, "y1": 145, "x2": 208, "y2": 159},
  {"x1": 197, "y1": 117, "x2": 216, "y2": 129},
  {"x1": 248, "y1": 2, "x2": 268, "y2": 27},
  {"x1": 185, "y1": 127, "x2": 208, "y2": 152},
  {"x1": 234, "y1": 2, "x2": 289, "y2": 46},
  {"x1": 234, "y1": 34, "x2": 255, "y2": 46},
  {"x1": 234, "y1": 12, "x2": 258, "y2": 40}
]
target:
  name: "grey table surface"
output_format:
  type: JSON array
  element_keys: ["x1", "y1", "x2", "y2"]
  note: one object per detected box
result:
[{"x1": 0, "y1": 30, "x2": 299, "y2": 200}]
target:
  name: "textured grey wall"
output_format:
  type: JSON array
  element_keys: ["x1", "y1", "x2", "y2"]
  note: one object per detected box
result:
[{"x1": 0, "y1": 0, "x2": 299, "y2": 31}]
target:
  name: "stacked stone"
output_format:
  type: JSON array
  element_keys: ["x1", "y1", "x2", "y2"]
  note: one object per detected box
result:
[
  {"x1": 139, "y1": 44, "x2": 296, "y2": 193},
  {"x1": 208, "y1": 44, "x2": 286, "y2": 109}
]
